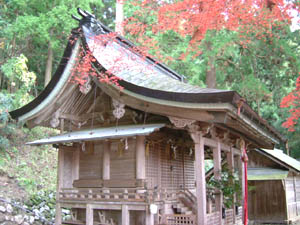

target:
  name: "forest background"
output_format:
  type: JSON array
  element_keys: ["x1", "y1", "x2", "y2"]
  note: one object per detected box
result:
[{"x1": 1, "y1": 0, "x2": 300, "y2": 158}]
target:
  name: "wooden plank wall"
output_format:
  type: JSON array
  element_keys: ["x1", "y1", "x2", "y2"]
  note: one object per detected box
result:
[
  {"x1": 60, "y1": 146, "x2": 79, "y2": 189},
  {"x1": 77, "y1": 139, "x2": 136, "y2": 181},
  {"x1": 63, "y1": 150, "x2": 74, "y2": 188},
  {"x1": 110, "y1": 139, "x2": 136, "y2": 180},
  {"x1": 286, "y1": 174, "x2": 300, "y2": 220},
  {"x1": 248, "y1": 180, "x2": 286, "y2": 222},
  {"x1": 79, "y1": 142, "x2": 103, "y2": 179},
  {"x1": 248, "y1": 151, "x2": 280, "y2": 169},
  {"x1": 146, "y1": 141, "x2": 195, "y2": 190}
]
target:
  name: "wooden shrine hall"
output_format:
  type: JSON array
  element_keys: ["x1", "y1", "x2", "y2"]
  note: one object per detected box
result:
[{"x1": 10, "y1": 8, "x2": 285, "y2": 225}]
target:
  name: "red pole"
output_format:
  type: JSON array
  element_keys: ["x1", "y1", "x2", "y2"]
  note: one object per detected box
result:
[{"x1": 243, "y1": 147, "x2": 248, "y2": 225}]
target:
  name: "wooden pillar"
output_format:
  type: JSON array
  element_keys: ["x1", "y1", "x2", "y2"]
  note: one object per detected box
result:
[
  {"x1": 103, "y1": 141, "x2": 111, "y2": 180},
  {"x1": 227, "y1": 148, "x2": 236, "y2": 223},
  {"x1": 283, "y1": 180, "x2": 289, "y2": 221},
  {"x1": 72, "y1": 146, "x2": 80, "y2": 181},
  {"x1": 191, "y1": 131, "x2": 207, "y2": 225},
  {"x1": 293, "y1": 174, "x2": 298, "y2": 216},
  {"x1": 213, "y1": 140, "x2": 223, "y2": 225},
  {"x1": 122, "y1": 204, "x2": 130, "y2": 225},
  {"x1": 55, "y1": 147, "x2": 64, "y2": 225},
  {"x1": 136, "y1": 136, "x2": 146, "y2": 180},
  {"x1": 55, "y1": 203, "x2": 62, "y2": 225},
  {"x1": 86, "y1": 204, "x2": 93, "y2": 225}
]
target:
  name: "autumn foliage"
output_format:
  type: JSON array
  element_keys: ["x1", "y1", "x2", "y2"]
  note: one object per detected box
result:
[
  {"x1": 125, "y1": 0, "x2": 295, "y2": 52},
  {"x1": 281, "y1": 76, "x2": 300, "y2": 131},
  {"x1": 71, "y1": 0, "x2": 300, "y2": 131},
  {"x1": 124, "y1": 0, "x2": 300, "y2": 131}
]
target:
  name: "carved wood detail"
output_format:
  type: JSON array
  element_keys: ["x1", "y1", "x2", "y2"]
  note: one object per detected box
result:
[
  {"x1": 168, "y1": 116, "x2": 196, "y2": 128},
  {"x1": 79, "y1": 76, "x2": 92, "y2": 94},
  {"x1": 112, "y1": 99, "x2": 125, "y2": 119}
]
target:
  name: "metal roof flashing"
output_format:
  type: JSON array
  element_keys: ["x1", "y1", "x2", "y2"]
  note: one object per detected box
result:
[
  {"x1": 248, "y1": 168, "x2": 289, "y2": 180},
  {"x1": 26, "y1": 124, "x2": 165, "y2": 146}
]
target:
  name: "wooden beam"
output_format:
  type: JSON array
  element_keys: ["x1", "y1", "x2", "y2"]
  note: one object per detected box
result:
[
  {"x1": 213, "y1": 141, "x2": 223, "y2": 225},
  {"x1": 96, "y1": 80, "x2": 214, "y2": 122},
  {"x1": 136, "y1": 136, "x2": 146, "y2": 180},
  {"x1": 86, "y1": 204, "x2": 93, "y2": 225},
  {"x1": 60, "y1": 112, "x2": 105, "y2": 122},
  {"x1": 122, "y1": 204, "x2": 130, "y2": 225},
  {"x1": 203, "y1": 137, "x2": 241, "y2": 155},
  {"x1": 191, "y1": 131, "x2": 207, "y2": 225},
  {"x1": 103, "y1": 141, "x2": 111, "y2": 180}
]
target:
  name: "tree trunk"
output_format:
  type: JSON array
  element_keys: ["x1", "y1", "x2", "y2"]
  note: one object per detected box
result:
[
  {"x1": 256, "y1": 99, "x2": 260, "y2": 116},
  {"x1": 205, "y1": 41, "x2": 216, "y2": 89},
  {"x1": 115, "y1": 0, "x2": 124, "y2": 35},
  {"x1": 44, "y1": 41, "x2": 53, "y2": 87},
  {"x1": 206, "y1": 60, "x2": 216, "y2": 88}
]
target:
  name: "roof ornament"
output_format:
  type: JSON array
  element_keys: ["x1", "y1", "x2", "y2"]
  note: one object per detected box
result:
[
  {"x1": 112, "y1": 99, "x2": 125, "y2": 119},
  {"x1": 72, "y1": 8, "x2": 105, "y2": 34},
  {"x1": 50, "y1": 110, "x2": 60, "y2": 128},
  {"x1": 79, "y1": 76, "x2": 92, "y2": 94},
  {"x1": 168, "y1": 116, "x2": 196, "y2": 128}
]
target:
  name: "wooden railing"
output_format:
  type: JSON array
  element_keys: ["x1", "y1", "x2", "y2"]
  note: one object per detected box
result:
[
  {"x1": 59, "y1": 187, "x2": 179, "y2": 203},
  {"x1": 207, "y1": 211, "x2": 221, "y2": 225},
  {"x1": 207, "y1": 207, "x2": 243, "y2": 225},
  {"x1": 160, "y1": 214, "x2": 196, "y2": 225},
  {"x1": 60, "y1": 188, "x2": 145, "y2": 202}
]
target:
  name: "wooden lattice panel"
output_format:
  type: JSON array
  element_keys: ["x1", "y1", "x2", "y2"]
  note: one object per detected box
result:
[
  {"x1": 146, "y1": 142, "x2": 160, "y2": 189},
  {"x1": 161, "y1": 214, "x2": 196, "y2": 225},
  {"x1": 207, "y1": 211, "x2": 220, "y2": 225},
  {"x1": 146, "y1": 140, "x2": 196, "y2": 190}
]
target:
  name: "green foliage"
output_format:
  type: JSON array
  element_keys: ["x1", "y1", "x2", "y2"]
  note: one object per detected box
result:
[
  {"x1": 0, "y1": 92, "x2": 13, "y2": 124},
  {"x1": 0, "y1": 92, "x2": 15, "y2": 151},
  {"x1": 1, "y1": 54, "x2": 36, "y2": 108},
  {"x1": 1, "y1": 54, "x2": 36, "y2": 87},
  {"x1": 0, "y1": 126, "x2": 58, "y2": 193},
  {"x1": 0, "y1": 0, "x2": 105, "y2": 91},
  {"x1": 0, "y1": 54, "x2": 36, "y2": 151},
  {"x1": 207, "y1": 168, "x2": 241, "y2": 209}
]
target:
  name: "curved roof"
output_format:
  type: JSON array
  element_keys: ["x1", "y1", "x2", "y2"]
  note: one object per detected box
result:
[
  {"x1": 10, "y1": 30, "x2": 81, "y2": 120},
  {"x1": 9, "y1": 8, "x2": 285, "y2": 147},
  {"x1": 79, "y1": 12, "x2": 284, "y2": 143}
]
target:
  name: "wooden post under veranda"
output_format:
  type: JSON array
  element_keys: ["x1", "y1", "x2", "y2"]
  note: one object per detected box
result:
[
  {"x1": 213, "y1": 140, "x2": 223, "y2": 225},
  {"x1": 191, "y1": 131, "x2": 207, "y2": 225}
]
